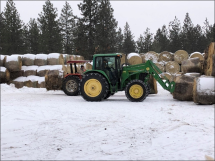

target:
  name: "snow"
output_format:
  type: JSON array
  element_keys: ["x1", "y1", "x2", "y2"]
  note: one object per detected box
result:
[
  {"x1": 0, "y1": 55, "x2": 5, "y2": 60},
  {"x1": 6, "y1": 55, "x2": 21, "y2": 62},
  {"x1": 127, "y1": 53, "x2": 140, "y2": 59},
  {"x1": 1, "y1": 83, "x2": 214, "y2": 160},
  {"x1": 35, "y1": 54, "x2": 48, "y2": 59},
  {"x1": 23, "y1": 54, "x2": 36, "y2": 59},
  {"x1": 21, "y1": 66, "x2": 38, "y2": 71},
  {"x1": 37, "y1": 65, "x2": 63, "y2": 72},
  {"x1": 197, "y1": 77, "x2": 215, "y2": 94},
  {"x1": 0, "y1": 66, "x2": 6, "y2": 72},
  {"x1": 13, "y1": 76, "x2": 26, "y2": 82},
  {"x1": 48, "y1": 53, "x2": 61, "y2": 59}
]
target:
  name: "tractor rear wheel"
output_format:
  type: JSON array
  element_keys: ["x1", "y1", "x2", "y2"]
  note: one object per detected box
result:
[
  {"x1": 80, "y1": 73, "x2": 109, "y2": 101},
  {"x1": 62, "y1": 75, "x2": 80, "y2": 96},
  {"x1": 125, "y1": 79, "x2": 148, "y2": 102}
]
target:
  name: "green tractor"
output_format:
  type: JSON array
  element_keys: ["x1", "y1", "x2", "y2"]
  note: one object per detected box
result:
[{"x1": 79, "y1": 53, "x2": 175, "y2": 102}]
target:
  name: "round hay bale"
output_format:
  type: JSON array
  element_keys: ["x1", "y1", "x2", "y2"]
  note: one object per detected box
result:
[
  {"x1": 0, "y1": 55, "x2": 6, "y2": 66},
  {"x1": 142, "y1": 51, "x2": 159, "y2": 63},
  {"x1": 174, "y1": 50, "x2": 189, "y2": 64},
  {"x1": 22, "y1": 66, "x2": 38, "y2": 77},
  {"x1": 193, "y1": 76, "x2": 215, "y2": 105},
  {"x1": 24, "y1": 76, "x2": 38, "y2": 88},
  {"x1": 147, "y1": 75, "x2": 158, "y2": 94},
  {"x1": 158, "y1": 51, "x2": 173, "y2": 62},
  {"x1": 45, "y1": 70, "x2": 63, "y2": 91},
  {"x1": 84, "y1": 62, "x2": 92, "y2": 70},
  {"x1": 63, "y1": 54, "x2": 70, "y2": 64},
  {"x1": 120, "y1": 53, "x2": 126, "y2": 65},
  {"x1": 206, "y1": 42, "x2": 215, "y2": 76},
  {"x1": 10, "y1": 71, "x2": 24, "y2": 80},
  {"x1": 12, "y1": 76, "x2": 26, "y2": 89},
  {"x1": 69, "y1": 55, "x2": 77, "y2": 61},
  {"x1": 189, "y1": 52, "x2": 204, "y2": 62},
  {"x1": 127, "y1": 53, "x2": 142, "y2": 65},
  {"x1": 22, "y1": 54, "x2": 36, "y2": 66},
  {"x1": 165, "y1": 61, "x2": 180, "y2": 74},
  {"x1": 5, "y1": 55, "x2": 22, "y2": 72},
  {"x1": 181, "y1": 57, "x2": 202, "y2": 74},
  {"x1": 155, "y1": 62, "x2": 165, "y2": 72},
  {"x1": 0, "y1": 67, "x2": 10, "y2": 83},
  {"x1": 160, "y1": 72, "x2": 178, "y2": 82},
  {"x1": 37, "y1": 77, "x2": 45, "y2": 88},
  {"x1": 34, "y1": 54, "x2": 48, "y2": 66},
  {"x1": 47, "y1": 53, "x2": 64, "y2": 65},
  {"x1": 173, "y1": 74, "x2": 199, "y2": 101},
  {"x1": 76, "y1": 55, "x2": 84, "y2": 60},
  {"x1": 37, "y1": 65, "x2": 51, "y2": 77}
]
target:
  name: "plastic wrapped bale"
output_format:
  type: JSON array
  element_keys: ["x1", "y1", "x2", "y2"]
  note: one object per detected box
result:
[
  {"x1": 22, "y1": 54, "x2": 36, "y2": 66},
  {"x1": 0, "y1": 67, "x2": 10, "y2": 83},
  {"x1": 147, "y1": 75, "x2": 158, "y2": 94},
  {"x1": 127, "y1": 53, "x2": 142, "y2": 65},
  {"x1": 5, "y1": 55, "x2": 22, "y2": 72},
  {"x1": 11, "y1": 76, "x2": 26, "y2": 89},
  {"x1": 174, "y1": 50, "x2": 189, "y2": 64},
  {"x1": 24, "y1": 75, "x2": 39, "y2": 88},
  {"x1": 193, "y1": 76, "x2": 215, "y2": 105},
  {"x1": 34, "y1": 54, "x2": 48, "y2": 66},
  {"x1": 47, "y1": 53, "x2": 64, "y2": 65},
  {"x1": 22, "y1": 66, "x2": 38, "y2": 76},
  {"x1": 165, "y1": 61, "x2": 180, "y2": 74},
  {"x1": 173, "y1": 74, "x2": 199, "y2": 101},
  {"x1": 142, "y1": 51, "x2": 159, "y2": 63},
  {"x1": 0, "y1": 55, "x2": 6, "y2": 66},
  {"x1": 181, "y1": 57, "x2": 202, "y2": 74},
  {"x1": 45, "y1": 70, "x2": 64, "y2": 91},
  {"x1": 158, "y1": 51, "x2": 174, "y2": 62}
]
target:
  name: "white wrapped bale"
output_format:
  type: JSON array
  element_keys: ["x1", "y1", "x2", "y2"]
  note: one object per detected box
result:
[
  {"x1": 5, "y1": 55, "x2": 22, "y2": 72},
  {"x1": 22, "y1": 54, "x2": 36, "y2": 66},
  {"x1": 193, "y1": 76, "x2": 215, "y2": 105},
  {"x1": 127, "y1": 53, "x2": 142, "y2": 65}
]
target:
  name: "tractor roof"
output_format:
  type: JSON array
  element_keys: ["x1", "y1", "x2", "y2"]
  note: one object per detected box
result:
[{"x1": 93, "y1": 53, "x2": 122, "y2": 57}]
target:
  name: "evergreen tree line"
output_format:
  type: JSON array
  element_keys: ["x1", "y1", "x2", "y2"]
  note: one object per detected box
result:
[{"x1": 0, "y1": 0, "x2": 214, "y2": 59}]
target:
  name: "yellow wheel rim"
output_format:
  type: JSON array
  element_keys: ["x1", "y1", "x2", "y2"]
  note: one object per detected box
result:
[
  {"x1": 129, "y1": 84, "x2": 143, "y2": 99},
  {"x1": 84, "y1": 79, "x2": 102, "y2": 97}
]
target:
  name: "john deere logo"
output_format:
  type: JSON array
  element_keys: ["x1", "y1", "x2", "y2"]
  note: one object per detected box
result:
[{"x1": 146, "y1": 67, "x2": 150, "y2": 71}]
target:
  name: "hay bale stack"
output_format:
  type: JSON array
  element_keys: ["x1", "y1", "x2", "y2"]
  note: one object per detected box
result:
[
  {"x1": 10, "y1": 71, "x2": 24, "y2": 80},
  {"x1": 34, "y1": 54, "x2": 48, "y2": 66},
  {"x1": 11, "y1": 76, "x2": 26, "y2": 89},
  {"x1": 5, "y1": 55, "x2": 22, "y2": 72},
  {"x1": 174, "y1": 50, "x2": 189, "y2": 64},
  {"x1": 76, "y1": 55, "x2": 84, "y2": 60},
  {"x1": 0, "y1": 67, "x2": 10, "y2": 83},
  {"x1": 173, "y1": 74, "x2": 199, "y2": 101},
  {"x1": 37, "y1": 77, "x2": 45, "y2": 88},
  {"x1": 160, "y1": 72, "x2": 179, "y2": 82},
  {"x1": 147, "y1": 75, "x2": 158, "y2": 94},
  {"x1": 22, "y1": 54, "x2": 35, "y2": 66},
  {"x1": 190, "y1": 52, "x2": 204, "y2": 62},
  {"x1": 24, "y1": 76, "x2": 38, "y2": 88},
  {"x1": 37, "y1": 65, "x2": 50, "y2": 77},
  {"x1": 45, "y1": 70, "x2": 64, "y2": 90},
  {"x1": 120, "y1": 53, "x2": 126, "y2": 65},
  {"x1": 127, "y1": 53, "x2": 142, "y2": 65},
  {"x1": 47, "y1": 53, "x2": 64, "y2": 65},
  {"x1": 0, "y1": 55, "x2": 6, "y2": 66},
  {"x1": 205, "y1": 42, "x2": 215, "y2": 76},
  {"x1": 22, "y1": 66, "x2": 38, "y2": 76},
  {"x1": 165, "y1": 61, "x2": 180, "y2": 74},
  {"x1": 69, "y1": 55, "x2": 77, "y2": 61},
  {"x1": 63, "y1": 54, "x2": 70, "y2": 64},
  {"x1": 142, "y1": 51, "x2": 159, "y2": 63},
  {"x1": 158, "y1": 51, "x2": 173, "y2": 62},
  {"x1": 181, "y1": 57, "x2": 202, "y2": 74},
  {"x1": 84, "y1": 62, "x2": 93, "y2": 70},
  {"x1": 155, "y1": 62, "x2": 165, "y2": 72},
  {"x1": 193, "y1": 76, "x2": 215, "y2": 105}
]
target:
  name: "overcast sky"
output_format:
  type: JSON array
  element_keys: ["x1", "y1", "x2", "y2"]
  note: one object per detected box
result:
[{"x1": 1, "y1": 1, "x2": 214, "y2": 41}]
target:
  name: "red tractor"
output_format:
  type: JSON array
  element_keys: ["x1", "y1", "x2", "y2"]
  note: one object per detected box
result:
[{"x1": 62, "y1": 60, "x2": 92, "y2": 96}]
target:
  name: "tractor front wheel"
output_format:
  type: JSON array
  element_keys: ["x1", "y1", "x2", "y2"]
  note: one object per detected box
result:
[
  {"x1": 80, "y1": 73, "x2": 109, "y2": 101},
  {"x1": 125, "y1": 79, "x2": 148, "y2": 102},
  {"x1": 62, "y1": 76, "x2": 80, "y2": 96}
]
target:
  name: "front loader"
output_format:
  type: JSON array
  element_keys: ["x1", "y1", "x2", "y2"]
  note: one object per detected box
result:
[{"x1": 79, "y1": 53, "x2": 175, "y2": 102}]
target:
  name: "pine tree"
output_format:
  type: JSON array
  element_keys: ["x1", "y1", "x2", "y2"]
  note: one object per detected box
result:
[
  {"x1": 95, "y1": 0, "x2": 118, "y2": 54},
  {"x1": 115, "y1": 27, "x2": 123, "y2": 53},
  {"x1": 37, "y1": 0, "x2": 62, "y2": 53},
  {"x1": 168, "y1": 16, "x2": 182, "y2": 52},
  {"x1": 28, "y1": 18, "x2": 40, "y2": 54},
  {"x1": 192, "y1": 24, "x2": 205, "y2": 52},
  {"x1": 22, "y1": 25, "x2": 30, "y2": 53},
  {"x1": 136, "y1": 34, "x2": 144, "y2": 53},
  {"x1": 142, "y1": 28, "x2": 153, "y2": 53},
  {"x1": 203, "y1": 18, "x2": 214, "y2": 46},
  {"x1": 77, "y1": 0, "x2": 99, "y2": 59},
  {"x1": 59, "y1": 1, "x2": 75, "y2": 54},
  {"x1": 1, "y1": 0, "x2": 24, "y2": 55},
  {"x1": 122, "y1": 22, "x2": 136, "y2": 54},
  {"x1": 181, "y1": 13, "x2": 194, "y2": 53}
]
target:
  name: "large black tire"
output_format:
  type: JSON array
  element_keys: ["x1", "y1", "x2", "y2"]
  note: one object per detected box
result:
[
  {"x1": 62, "y1": 75, "x2": 80, "y2": 96},
  {"x1": 80, "y1": 73, "x2": 109, "y2": 101},
  {"x1": 125, "y1": 79, "x2": 148, "y2": 102},
  {"x1": 145, "y1": 83, "x2": 150, "y2": 96}
]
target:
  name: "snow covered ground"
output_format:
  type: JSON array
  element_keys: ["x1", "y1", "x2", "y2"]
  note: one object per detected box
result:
[{"x1": 1, "y1": 83, "x2": 214, "y2": 160}]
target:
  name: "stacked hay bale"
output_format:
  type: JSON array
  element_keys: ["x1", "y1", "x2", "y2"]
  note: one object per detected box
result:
[
  {"x1": 189, "y1": 52, "x2": 204, "y2": 74},
  {"x1": 12, "y1": 76, "x2": 26, "y2": 88},
  {"x1": 174, "y1": 50, "x2": 189, "y2": 64},
  {"x1": 127, "y1": 53, "x2": 142, "y2": 65},
  {"x1": 47, "y1": 53, "x2": 64, "y2": 65},
  {"x1": 24, "y1": 75, "x2": 39, "y2": 88},
  {"x1": 204, "y1": 42, "x2": 215, "y2": 76},
  {"x1": 142, "y1": 51, "x2": 159, "y2": 63},
  {"x1": 34, "y1": 54, "x2": 48, "y2": 66},
  {"x1": 0, "y1": 67, "x2": 10, "y2": 83},
  {"x1": 22, "y1": 54, "x2": 35, "y2": 66},
  {"x1": 0, "y1": 55, "x2": 6, "y2": 67},
  {"x1": 158, "y1": 51, "x2": 174, "y2": 62},
  {"x1": 193, "y1": 76, "x2": 215, "y2": 105},
  {"x1": 22, "y1": 66, "x2": 38, "y2": 76},
  {"x1": 37, "y1": 65, "x2": 50, "y2": 77},
  {"x1": 120, "y1": 53, "x2": 126, "y2": 65}
]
